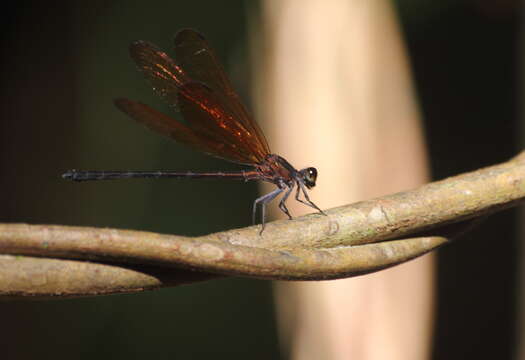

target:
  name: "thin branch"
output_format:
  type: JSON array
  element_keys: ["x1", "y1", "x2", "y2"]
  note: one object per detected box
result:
[{"x1": 1, "y1": 152, "x2": 524, "y2": 298}]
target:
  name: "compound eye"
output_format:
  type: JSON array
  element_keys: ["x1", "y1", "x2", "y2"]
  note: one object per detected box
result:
[{"x1": 302, "y1": 167, "x2": 318, "y2": 188}]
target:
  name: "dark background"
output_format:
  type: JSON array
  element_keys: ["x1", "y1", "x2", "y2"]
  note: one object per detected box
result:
[
  {"x1": 0, "y1": 1, "x2": 521, "y2": 359},
  {"x1": 398, "y1": 1, "x2": 520, "y2": 359}
]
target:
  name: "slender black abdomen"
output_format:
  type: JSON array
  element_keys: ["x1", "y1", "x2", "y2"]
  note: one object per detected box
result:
[{"x1": 62, "y1": 170, "x2": 259, "y2": 182}]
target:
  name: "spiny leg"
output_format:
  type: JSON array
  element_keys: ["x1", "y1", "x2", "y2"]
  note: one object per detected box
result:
[
  {"x1": 278, "y1": 185, "x2": 294, "y2": 220},
  {"x1": 252, "y1": 187, "x2": 284, "y2": 232},
  {"x1": 296, "y1": 181, "x2": 327, "y2": 216}
]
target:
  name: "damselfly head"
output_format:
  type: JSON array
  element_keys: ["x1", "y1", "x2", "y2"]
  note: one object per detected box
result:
[{"x1": 299, "y1": 167, "x2": 318, "y2": 189}]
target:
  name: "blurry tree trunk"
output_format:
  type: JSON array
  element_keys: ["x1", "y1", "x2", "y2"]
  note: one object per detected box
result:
[
  {"x1": 253, "y1": 1, "x2": 434, "y2": 359},
  {"x1": 518, "y1": 0, "x2": 525, "y2": 357}
]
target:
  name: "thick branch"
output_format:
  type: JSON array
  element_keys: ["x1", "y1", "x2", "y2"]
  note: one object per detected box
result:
[
  {"x1": 1, "y1": 152, "x2": 524, "y2": 298},
  {"x1": 0, "y1": 255, "x2": 217, "y2": 299},
  {"x1": 221, "y1": 151, "x2": 525, "y2": 249}
]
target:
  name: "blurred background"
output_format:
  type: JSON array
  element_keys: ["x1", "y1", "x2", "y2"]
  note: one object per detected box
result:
[{"x1": 0, "y1": 0, "x2": 522, "y2": 359}]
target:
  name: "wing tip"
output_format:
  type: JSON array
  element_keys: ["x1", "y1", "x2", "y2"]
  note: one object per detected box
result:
[
  {"x1": 128, "y1": 40, "x2": 161, "y2": 60},
  {"x1": 114, "y1": 97, "x2": 127, "y2": 106},
  {"x1": 174, "y1": 28, "x2": 205, "y2": 46},
  {"x1": 114, "y1": 98, "x2": 136, "y2": 114}
]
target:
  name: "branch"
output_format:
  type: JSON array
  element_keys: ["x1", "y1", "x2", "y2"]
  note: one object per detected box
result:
[{"x1": 1, "y1": 152, "x2": 524, "y2": 299}]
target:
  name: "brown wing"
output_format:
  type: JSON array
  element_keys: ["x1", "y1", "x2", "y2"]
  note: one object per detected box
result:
[
  {"x1": 129, "y1": 40, "x2": 188, "y2": 107},
  {"x1": 121, "y1": 31, "x2": 270, "y2": 164},
  {"x1": 175, "y1": 82, "x2": 267, "y2": 163},
  {"x1": 173, "y1": 29, "x2": 270, "y2": 156},
  {"x1": 114, "y1": 98, "x2": 261, "y2": 164}
]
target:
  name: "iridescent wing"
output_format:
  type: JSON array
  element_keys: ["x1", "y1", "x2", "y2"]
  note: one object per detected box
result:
[
  {"x1": 173, "y1": 29, "x2": 270, "y2": 156},
  {"x1": 114, "y1": 98, "x2": 257, "y2": 163},
  {"x1": 119, "y1": 30, "x2": 270, "y2": 164}
]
